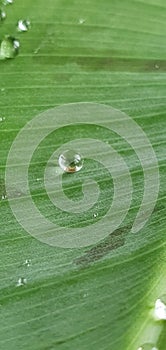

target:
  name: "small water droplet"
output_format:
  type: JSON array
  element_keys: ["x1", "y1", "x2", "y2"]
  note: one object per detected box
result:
[
  {"x1": 93, "y1": 213, "x2": 98, "y2": 218},
  {"x1": 0, "y1": 9, "x2": 6, "y2": 21},
  {"x1": 83, "y1": 293, "x2": 88, "y2": 298},
  {"x1": 154, "y1": 295, "x2": 166, "y2": 320},
  {"x1": 137, "y1": 344, "x2": 158, "y2": 350},
  {"x1": 17, "y1": 19, "x2": 31, "y2": 32},
  {"x1": 34, "y1": 48, "x2": 40, "y2": 54},
  {"x1": 16, "y1": 277, "x2": 27, "y2": 287},
  {"x1": 0, "y1": 116, "x2": 5, "y2": 122},
  {"x1": 0, "y1": 36, "x2": 20, "y2": 59},
  {"x1": 3, "y1": 0, "x2": 13, "y2": 5},
  {"x1": 79, "y1": 18, "x2": 85, "y2": 24},
  {"x1": 24, "y1": 259, "x2": 31, "y2": 267},
  {"x1": 1, "y1": 193, "x2": 7, "y2": 200},
  {"x1": 154, "y1": 64, "x2": 159, "y2": 69},
  {"x1": 58, "y1": 150, "x2": 83, "y2": 173}
]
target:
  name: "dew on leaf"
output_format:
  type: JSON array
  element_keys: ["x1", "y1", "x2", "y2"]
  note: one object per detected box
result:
[
  {"x1": 3, "y1": 0, "x2": 13, "y2": 5},
  {"x1": 0, "y1": 9, "x2": 6, "y2": 21},
  {"x1": 17, "y1": 19, "x2": 31, "y2": 32},
  {"x1": 0, "y1": 36, "x2": 20, "y2": 59},
  {"x1": 83, "y1": 293, "x2": 88, "y2": 298},
  {"x1": 24, "y1": 259, "x2": 31, "y2": 267},
  {"x1": 137, "y1": 343, "x2": 158, "y2": 350},
  {"x1": 154, "y1": 295, "x2": 166, "y2": 320},
  {"x1": 16, "y1": 277, "x2": 27, "y2": 287},
  {"x1": 58, "y1": 149, "x2": 83, "y2": 173},
  {"x1": 1, "y1": 193, "x2": 7, "y2": 200},
  {"x1": 154, "y1": 64, "x2": 159, "y2": 69},
  {"x1": 0, "y1": 116, "x2": 5, "y2": 122},
  {"x1": 79, "y1": 18, "x2": 85, "y2": 24},
  {"x1": 34, "y1": 48, "x2": 39, "y2": 54}
]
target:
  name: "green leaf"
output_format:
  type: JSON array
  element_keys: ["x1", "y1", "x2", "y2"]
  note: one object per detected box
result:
[{"x1": 0, "y1": 0, "x2": 165, "y2": 350}]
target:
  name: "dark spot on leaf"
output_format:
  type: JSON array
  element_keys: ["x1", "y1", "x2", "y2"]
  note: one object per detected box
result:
[
  {"x1": 74, "y1": 225, "x2": 131, "y2": 267},
  {"x1": 77, "y1": 57, "x2": 166, "y2": 72},
  {"x1": 33, "y1": 55, "x2": 166, "y2": 73},
  {"x1": 54, "y1": 73, "x2": 71, "y2": 82}
]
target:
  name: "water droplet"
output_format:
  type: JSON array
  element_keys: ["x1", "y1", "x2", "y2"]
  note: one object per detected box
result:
[
  {"x1": 83, "y1": 293, "x2": 88, "y2": 298},
  {"x1": 16, "y1": 277, "x2": 27, "y2": 287},
  {"x1": 79, "y1": 18, "x2": 85, "y2": 24},
  {"x1": 154, "y1": 295, "x2": 166, "y2": 320},
  {"x1": 34, "y1": 47, "x2": 40, "y2": 54},
  {"x1": 24, "y1": 259, "x2": 31, "y2": 267},
  {"x1": 0, "y1": 116, "x2": 5, "y2": 122},
  {"x1": 93, "y1": 213, "x2": 98, "y2": 218},
  {"x1": 58, "y1": 150, "x2": 83, "y2": 173},
  {"x1": 154, "y1": 64, "x2": 159, "y2": 69},
  {"x1": 1, "y1": 193, "x2": 7, "y2": 200},
  {"x1": 3, "y1": 0, "x2": 13, "y2": 5},
  {"x1": 0, "y1": 36, "x2": 20, "y2": 59},
  {"x1": 0, "y1": 9, "x2": 6, "y2": 21},
  {"x1": 17, "y1": 19, "x2": 31, "y2": 32},
  {"x1": 137, "y1": 344, "x2": 158, "y2": 350}
]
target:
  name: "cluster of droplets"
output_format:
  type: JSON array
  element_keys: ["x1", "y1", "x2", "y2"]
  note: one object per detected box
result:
[
  {"x1": 137, "y1": 294, "x2": 166, "y2": 350},
  {"x1": 16, "y1": 259, "x2": 32, "y2": 287},
  {"x1": 0, "y1": 0, "x2": 31, "y2": 60},
  {"x1": 0, "y1": 116, "x2": 5, "y2": 122},
  {"x1": 137, "y1": 345, "x2": 158, "y2": 350}
]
